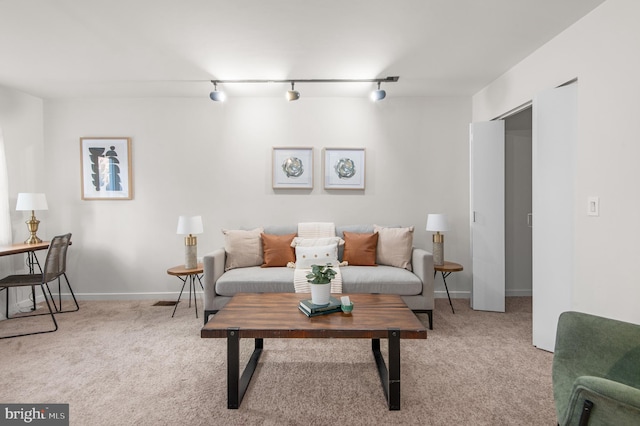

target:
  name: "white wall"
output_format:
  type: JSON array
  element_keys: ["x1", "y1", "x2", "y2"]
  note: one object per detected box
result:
[
  {"x1": 472, "y1": 0, "x2": 640, "y2": 324},
  {"x1": 0, "y1": 86, "x2": 46, "y2": 232},
  {"x1": 0, "y1": 85, "x2": 46, "y2": 315},
  {"x1": 42, "y1": 96, "x2": 471, "y2": 300}
]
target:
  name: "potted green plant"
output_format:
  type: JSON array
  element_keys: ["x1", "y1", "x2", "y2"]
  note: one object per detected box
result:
[{"x1": 306, "y1": 263, "x2": 336, "y2": 305}]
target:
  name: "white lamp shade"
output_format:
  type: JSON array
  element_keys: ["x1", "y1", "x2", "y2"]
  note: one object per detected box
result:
[
  {"x1": 426, "y1": 214, "x2": 449, "y2": 232},
  {"x1": 177, "y1": 215, "x2": 203, "y2": 235},
  {"x1": 16, "y1": 193, "x2": 48, "y2": 211}
]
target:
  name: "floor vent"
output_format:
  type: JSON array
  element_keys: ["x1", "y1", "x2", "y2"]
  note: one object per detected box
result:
[{"x1": 153, "y1": 301, "x2": 178, "y2": 306}]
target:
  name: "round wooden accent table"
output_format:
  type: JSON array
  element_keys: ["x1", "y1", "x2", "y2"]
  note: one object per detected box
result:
[
  {"x1": 167, "y1": 263, "x2": 204, "y2": 318},
  {"x1": 433, "y1": 261, "x2": 463, "y2": 314}
]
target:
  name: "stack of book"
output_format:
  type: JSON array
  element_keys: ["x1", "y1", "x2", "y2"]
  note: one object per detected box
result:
[{"x1": 298, "y1": 296, "x2": 342, "y2": 317}]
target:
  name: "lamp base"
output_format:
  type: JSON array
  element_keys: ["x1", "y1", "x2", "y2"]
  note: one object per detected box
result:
[
  {"x1": 25, "y1": 216, "x2": 42, "y2": 245},
  {"x1": 432, "y1": 241, "x2": 444, "y2": 266},
  {"x1": 24, "y1": 235, "x2": 43, "y2": 245},
  {"x1": 185, "y1": 244, "x2": 197, "y2": 269}
]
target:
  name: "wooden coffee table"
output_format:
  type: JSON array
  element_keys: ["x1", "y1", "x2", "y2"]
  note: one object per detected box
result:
[{"x1": 201, "y1": 292, "x2": 427, "y2": 410}]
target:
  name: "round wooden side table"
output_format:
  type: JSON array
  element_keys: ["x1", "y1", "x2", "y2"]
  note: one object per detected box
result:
[
  {"x1": 433, "y1": 261, "x2": 463, "y2": 314},
  {"x1": 167, "y1": 263, "x2": 204, "y2": 318}
]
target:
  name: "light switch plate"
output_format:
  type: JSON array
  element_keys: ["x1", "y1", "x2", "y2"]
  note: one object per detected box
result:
[{"x1": 587, "y1": 196, "x2": 599, "y2": 216}]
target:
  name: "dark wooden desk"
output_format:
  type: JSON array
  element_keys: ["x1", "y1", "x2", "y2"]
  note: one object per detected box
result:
[{"x1": 0, "y1": 241, "x2": 50, "y2": 257}]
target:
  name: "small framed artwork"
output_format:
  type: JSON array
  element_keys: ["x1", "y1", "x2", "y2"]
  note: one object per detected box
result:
[
  {"x1": 323, "y1": 148, "x2": 365, "y2": 190},
  {"x1": 80, "y1": 137, "x2": 133, "y2": 200},
  {"x1": 272, "y1": 147, "x2": 314, "y2": 189}
]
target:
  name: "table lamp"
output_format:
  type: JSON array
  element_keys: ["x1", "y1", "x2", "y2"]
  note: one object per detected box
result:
[
  {"x1": 177, "y1": 215, "x2": 203, "y2": 269},
  {"x1": 16, "y1": 193, "x2": 49, "y2": 244},
  {"x1": 426, "y1": 213, "x2": 448, "y2": 266}
]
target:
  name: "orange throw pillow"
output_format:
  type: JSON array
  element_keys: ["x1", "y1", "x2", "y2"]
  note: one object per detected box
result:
[
  {"x1": 342, "y1": 231, "x2": 378, "y2": 266},
  {"x1": 261, "y1": 233, "x2": 296, "y2": 267}
]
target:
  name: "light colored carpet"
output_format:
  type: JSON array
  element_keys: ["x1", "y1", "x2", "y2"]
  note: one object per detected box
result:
[{"x1": 0, "y1": 297, "x2": 555, "y2": 425}]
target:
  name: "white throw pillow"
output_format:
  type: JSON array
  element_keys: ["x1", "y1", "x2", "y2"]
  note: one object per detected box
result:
[
  {"x1": 374, "y1": 225, "x2": 414, "y2": 270},
  {"x1": 295, "y1": 243, "x2": 339, "y2": 269}
]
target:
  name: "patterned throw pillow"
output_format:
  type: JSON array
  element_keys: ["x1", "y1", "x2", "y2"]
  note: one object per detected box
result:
[
  {"x1": 295, "y1": 244, "x2": 339, "y2": 269},
  {"x1": 291, "y1": 236, "x2": 344, "y2": 247}
]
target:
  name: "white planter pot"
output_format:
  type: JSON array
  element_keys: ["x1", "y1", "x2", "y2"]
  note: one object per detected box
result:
[{"x1": 310, "y1": 283, "x2": 331, "y2": 305}]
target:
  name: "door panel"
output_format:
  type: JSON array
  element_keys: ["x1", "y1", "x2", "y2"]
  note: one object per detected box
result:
[
  {"x1": 470, "y1": 121, "x2": 505, "y2": 312},
  {"x1": 532, "y1": 84, "x2": 577, "y2": 352}
]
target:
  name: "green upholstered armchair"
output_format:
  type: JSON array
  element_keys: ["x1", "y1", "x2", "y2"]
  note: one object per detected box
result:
[{"x1": 553, "y1": 311, "x2": 640, "y2": 425}]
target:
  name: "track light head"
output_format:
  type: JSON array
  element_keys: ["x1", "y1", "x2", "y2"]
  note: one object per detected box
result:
[
  {"x1": 209, "y1": 82, "x2": 226, "y2": 102},
  {"x1": 371, "y1": 82, "x2": 386, "y2": 101},
  {"x1": 286, "y1": 82, "x2": 300, "y2": 101}
]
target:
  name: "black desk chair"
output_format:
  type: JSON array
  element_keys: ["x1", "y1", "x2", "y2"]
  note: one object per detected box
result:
[
  {"x1": 0, "y1": 233, "x2": 72, "y2": 339},
  {"x1": 45, "y1": 234, "x2": 78, "y2": 314}
]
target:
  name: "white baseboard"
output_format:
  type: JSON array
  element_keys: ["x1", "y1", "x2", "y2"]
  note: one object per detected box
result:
[
  {"x1": 435, "y1": 290, "x2": 531, "y2": 298},
  {"x1": 3, "y1": 292, "x2": 198, "y2": 315},
  {"x1": 8, "y1": 290, "x2": 528, "y2": 308},
  {"x1": 434, "y1": 290, "x2": 471, "y2": 299},
  {"x1": 66, "y1": 292, "x2": 201, "y2": 301}
]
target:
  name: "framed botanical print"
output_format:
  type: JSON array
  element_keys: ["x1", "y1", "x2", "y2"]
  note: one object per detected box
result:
[
  {"x1": 80, "y1": 137, "x2": 133, "y2": 200},
  {"x1": 272, "y1": 147, "x2": 314, "y2": 189},
  {"x1": 323, "y1": 148, "x2": 365, "y2": 190}
]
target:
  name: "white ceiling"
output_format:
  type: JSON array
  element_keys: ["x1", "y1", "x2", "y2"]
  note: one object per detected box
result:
[{"x1": 0, "y1": 0, "x2": 605, "y2": 100}]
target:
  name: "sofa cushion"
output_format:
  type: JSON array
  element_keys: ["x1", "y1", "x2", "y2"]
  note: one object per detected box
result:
[
  {"x1": 336, "y1": 224, "x2": 375, "y2": 237},
  {"x1": 216, "y1": 266, "x2": 295, "y2": 296},
  {"x1": 342, "y1": 231, "x2": 378, "y2": 266},
  {"x1": 340, "y1": 265, "x2": 422, "y2": 295},
  {"x1": 374, "y1": 225, "x2": 414, "y2": 271},
  {"x1": 223, "y1": 227, "x2": 264, "y2": 271},
  {"x1": 215, "y1": 264, "x2": 422, "y2": 297},
  {"x1": 263, "y1": 225, "x2": 298, "y2": 236},
  {"x1": 261, "y1": 232, "x2": 296, "y2": 267}
]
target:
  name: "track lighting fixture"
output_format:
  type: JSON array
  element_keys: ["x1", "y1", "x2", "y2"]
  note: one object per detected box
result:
[
  {"x1": 371, "y1": 81, "x2": 386, "y2": 101},
  {"x1": 208, "y1": 76, "x2": 398, "y2": 101},
  {"x1": 209, "y1": 82, "x2": 226, "y2": 102},
  {"x1": 286, "y1": 82, "x2": 300, "y2": 101}
]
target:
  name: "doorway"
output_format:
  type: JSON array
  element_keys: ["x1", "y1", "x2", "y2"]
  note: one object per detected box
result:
[
  {"x1": 470, "y1": 84, "x2": 576, "y2": 350},
  {"x1": 505, "y1": 107, "x2": 532, "y2": 296}
]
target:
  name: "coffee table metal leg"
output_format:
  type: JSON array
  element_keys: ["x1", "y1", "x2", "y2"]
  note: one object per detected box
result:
[
  {"x1": 227, "y1": 327, "x2": 263, "y2": 409},
  {"x1": 388, "y1": 329, "x2": 401, "y2": 410},
  {"x1": 372, "y1": 328, "x2": 401, "y2": 410},
  {"x1": 227, "y1": 328, "x2": 240, "y2": 409}
]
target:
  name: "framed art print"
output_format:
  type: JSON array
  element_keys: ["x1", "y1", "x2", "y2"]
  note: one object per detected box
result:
[
  {"x1": 80, "y1": 137, "x2": 133, "y2": 200},
  {"x1": 323, "y1": 148, "x2": 365, "y2": 190},
  {"x1": 272, "y1": 147, "x2": 314, "y2": 189}
]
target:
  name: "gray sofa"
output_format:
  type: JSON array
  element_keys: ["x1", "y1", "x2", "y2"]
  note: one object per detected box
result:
[{"x1": 203, "y1": 224, "x2": 435, "y2": 328}]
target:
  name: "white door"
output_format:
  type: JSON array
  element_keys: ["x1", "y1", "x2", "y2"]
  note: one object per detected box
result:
[
  {"x1": 532, "y1": 84, "x2": 577, "y2": 352},
  {"x1": 470, "y1": 121, "x2": 505, "y2": 312}
]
